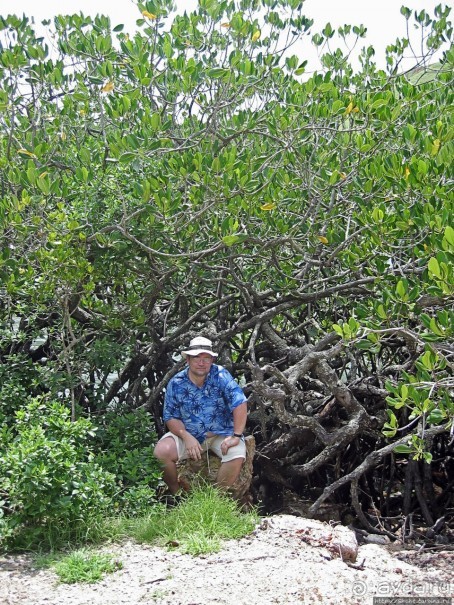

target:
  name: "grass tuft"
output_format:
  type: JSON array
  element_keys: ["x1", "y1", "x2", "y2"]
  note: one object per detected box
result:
[
  {"x1": 52, "y1": 549, "x2": 122, "y2": 584},
  {"x1": 130, "y1": 484, "x2": 258, "y2": 555}
]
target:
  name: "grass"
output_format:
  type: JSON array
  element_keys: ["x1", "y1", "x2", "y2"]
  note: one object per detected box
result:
[
  {"x1": 129, "y1": 484, "x2": 259, "y2": 555},
  {"x1": 27, "y1": 485, "x2": 259, "y2": 582},
  {"x1": 4, "y1": 484, "x2": 258, "y2": 556},
  {"x1": 4, "y1": 512, "x2": 130, "y2": 553},
  {"x1": 37, "y1": 549, "x2": 122, "y2": 583}
]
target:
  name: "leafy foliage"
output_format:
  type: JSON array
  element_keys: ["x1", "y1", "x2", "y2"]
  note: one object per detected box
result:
[
  {"x1": 0, "y1": 0, "x2": 453, "y2": 539},
  {"x1": 91, "y1": 409, "x2": 163, "y2": 514},
  {"x1": 0, "y1": 399, "x2": 115, "y2": 548}
]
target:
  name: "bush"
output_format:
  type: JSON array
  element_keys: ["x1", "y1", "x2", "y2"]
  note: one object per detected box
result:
[
  {"x1": 91, "y1": 408, "x2": 163, "y2": 515},
  {"x1": 0, "y1": 398, "x2": 116, "y2": 549},
  {"x1": 0, "y1": 354, "x2": 56, "y2": 424}
]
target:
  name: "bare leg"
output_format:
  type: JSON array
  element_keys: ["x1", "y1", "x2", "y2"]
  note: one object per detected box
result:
[
  {"x1": 216, "y1": 457, "x2": 244, "y2": 489},
  {"x1": 154, "y1": 437, "x2": 180, "y2": 494}
]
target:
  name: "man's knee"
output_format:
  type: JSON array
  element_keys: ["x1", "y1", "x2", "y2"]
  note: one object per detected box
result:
[
  {"x1": 229, "y1": 456, "x2": 245, "y2": 469},
  {"x1": 154, "y1": 436, "x2": 178, "y2": 462},
  {"x1": 221, "y1": 456, "x2": 244, "y2": 474}
]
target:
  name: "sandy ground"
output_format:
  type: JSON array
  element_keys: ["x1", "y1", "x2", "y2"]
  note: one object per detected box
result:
[{"x1": 1, "y1": 515, "x2": 453, "y2": 605}]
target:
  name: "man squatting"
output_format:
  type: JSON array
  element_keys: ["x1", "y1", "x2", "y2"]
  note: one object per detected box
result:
[{"x1": 154, "y1": 336, "x2": 247, "y2": 494}]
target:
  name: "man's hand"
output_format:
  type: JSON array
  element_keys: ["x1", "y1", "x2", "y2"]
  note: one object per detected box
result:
[
  {"x1": 221, "y1": 435, "x2": 240, "y2": 456},
  {"x1": 183, "y1": 433, "x2": 203, "y2": 460}
]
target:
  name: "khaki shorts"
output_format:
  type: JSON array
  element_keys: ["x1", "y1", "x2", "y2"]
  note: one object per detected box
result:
[{"x1": 160, "y1": 432, "x2": 246, "y2": 463}]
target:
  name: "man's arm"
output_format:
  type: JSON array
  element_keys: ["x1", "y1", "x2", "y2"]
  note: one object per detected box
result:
[
  {"x1": 166, "y1": 418, "x2": 203, "y2": 460},
  {"x1": 232, "y1": 401, "x2": 247, "y2": 436},
  {"x1": 220, "y1": 400, "x2": 247, "y2": 455}
]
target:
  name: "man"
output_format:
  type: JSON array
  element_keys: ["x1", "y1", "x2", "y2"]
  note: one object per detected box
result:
[{"x1": 154, "y1": 336, "x2": 247, "y2": 495}]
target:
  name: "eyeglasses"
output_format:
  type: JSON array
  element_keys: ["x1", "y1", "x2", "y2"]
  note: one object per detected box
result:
[{"x1": 189, "y1": 356, "x2": 213, "y2": 364}]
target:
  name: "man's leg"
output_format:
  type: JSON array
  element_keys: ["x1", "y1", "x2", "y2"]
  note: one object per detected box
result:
[
  {"x1": 209, "y1": 436, "x2": 246, "y2": 490},
  {"x1": 153, "y1": 436, "x2": 180, "y2": 494},
  {"x1": 216, "y1": 457, "x2": 244, "y2": 489}
]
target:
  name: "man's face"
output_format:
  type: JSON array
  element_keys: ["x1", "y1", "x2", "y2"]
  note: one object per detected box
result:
[{"x1": 187, "y1": 353, "x2": 214, "y2": 379}]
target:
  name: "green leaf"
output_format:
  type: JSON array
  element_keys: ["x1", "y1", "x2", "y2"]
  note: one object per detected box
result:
[
  {"x1": 372, "y1": 207, "x2": 384, "y2": 223},
  {"x1": 332, "y1": 324, "x2": 343, "y2": 337},
  {"x1": 393, "y1": 444, "x2": 414, "y2": 454},
  {"x1": 348, "y1": 317, "x2": 359, "y2": 334},
  {"x1": 119, "y1": 152, "x2": 136, "y2": 163},
  {"x1": 207, "y1": 68, "x2": 230, "y2": 79},
  {"x1": 396, "y1": 280, "x2": 407, "y2": 299},
  {"x1": 376, "y1": 304, "x2": 387, "y2": 319},
  {"x1": 419, "y1": 350, "x2": 435, "y2": 370},
  {"x1": 444, "y1": 225, "x2": 454, "y2": 245},
  {"x1": 428, "y1": 257, "x2": 441, "y2": 278},
  {"x1": 150, "y1": 113, "x2": 161, "y2": 130},
  {"x1": 429, "y1": 317, "x2": 444, "y2": 336},
  {"x1": 26, "y1": 165, "x2": 37, "y2": 185},
  {"x1": 355, "y1": 339, "x2": 372, "y2": 350},
  {"x1": 222, "y1": 234, "x2": 248, "y2": 247},
  {"x1": 442, "y1": 225, "x2": 454, "y2": 251},
  {"x1": 222, "y1": 235, "x2": 241, "y2": 247},
  {"x1": 423, "y1": 452, "x2": 433, "y2": 464},
  {"x1": 371, "y1": 99, "x2": 389, "y2": 110},
  {"x1": 427, "y1": 408, "x2": 445, "y2": 424},
  {"x1": 36, "y1": 175, "x2": 50, "y2": 194}
]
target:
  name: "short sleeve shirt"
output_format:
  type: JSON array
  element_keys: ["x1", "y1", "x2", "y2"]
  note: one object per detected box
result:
[{"x1": 163, "y1": 364, "x2": 246, "y2": 443}]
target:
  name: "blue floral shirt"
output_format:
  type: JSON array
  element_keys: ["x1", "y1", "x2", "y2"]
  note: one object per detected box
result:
[{"x1": 163, "y1": 364, "x2": 246, "y2": 443}]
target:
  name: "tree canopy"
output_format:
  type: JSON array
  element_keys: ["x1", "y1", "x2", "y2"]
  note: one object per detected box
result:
[{"x1": 1, "y1": 0, "x2": 453, "y2": 543}]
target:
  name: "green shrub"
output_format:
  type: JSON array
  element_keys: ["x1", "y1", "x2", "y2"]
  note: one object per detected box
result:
[
  {"x1": 0, "y1": 398, "x2": 116, "y2": 549},
  {"x1": 91, "y1": 408, "x2": 162, "y2": 515},
  {"x1": 0, "y1": 351, "x2": 73, "y2": 424},
  {"x1": 0, "y1": 354, "x2": 49, "y2": 424}
]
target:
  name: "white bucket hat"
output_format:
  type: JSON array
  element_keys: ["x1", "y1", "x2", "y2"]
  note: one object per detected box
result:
[{"x1": 181, "y1": 336, "x2": 218, "y2": 358}]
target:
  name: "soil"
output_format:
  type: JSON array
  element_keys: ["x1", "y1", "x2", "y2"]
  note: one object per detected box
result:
[{"x1": 1, "y1": 515, "x2": 453, "y2": 605}]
